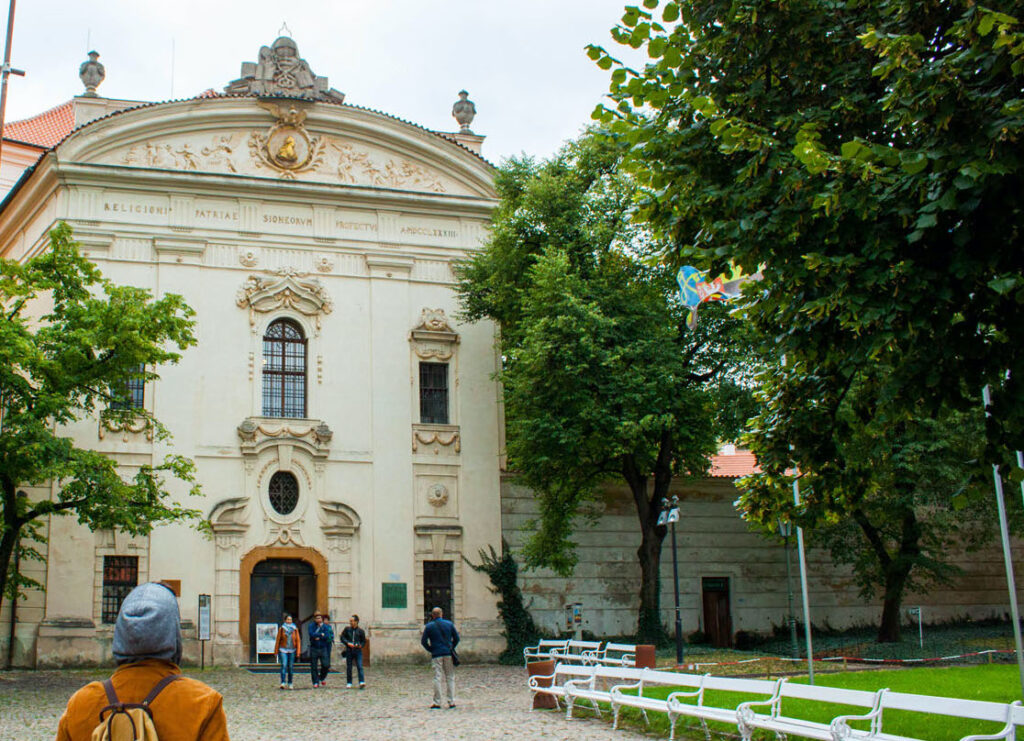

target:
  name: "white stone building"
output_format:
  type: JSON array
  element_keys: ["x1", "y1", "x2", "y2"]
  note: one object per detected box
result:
[{"x1": 0, "y1": 38, "x2": 504, "y2": 666}]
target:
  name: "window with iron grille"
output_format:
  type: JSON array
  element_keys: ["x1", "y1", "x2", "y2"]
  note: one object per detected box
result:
[
  {"x1": 263, "y1": 319, "x2": 306, "y2": 418},
  {"x1": 109, "y1": 364, "x2": 145, "y2": 410},
  {"x1": 419, "y1": 362, "x2": 449, "y2": 424},
  {"x1": 102, "y1": 556, "x2": 139, "y2": 624},
  {"x1": 268, "y1": 471, "x2": 299, "y2": 516}
]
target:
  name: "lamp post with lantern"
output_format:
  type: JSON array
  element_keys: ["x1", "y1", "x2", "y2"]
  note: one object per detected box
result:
[{"x1": 659, "y1": 495, "x2": 684, "y2": 666}]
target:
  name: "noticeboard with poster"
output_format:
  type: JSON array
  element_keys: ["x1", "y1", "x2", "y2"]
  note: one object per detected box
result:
[
  {"x1": 198, "y1": 594, "x2": 211, "y2": 641},
  {"x1": 256, "y1": 623, "x2": 278, "y2": 655}
]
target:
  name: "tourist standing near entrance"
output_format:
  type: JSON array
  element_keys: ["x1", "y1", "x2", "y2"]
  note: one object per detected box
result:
[
  {"x1": 55, "y1": 582, "x2": 229, "y2": 740},
  {"x1": 274, "y1": 614, "x2": 301, "y2": 689},
  {"x1": 319, "y1": 615, "x2": 335, "y2": 685},
  {"x1": 308, "y1": 612, "x2": 331, "y2": 688},
  {"x1": 341, "y1": 614, "x2": 367, "y2": 688},
  {"x1": 421, "y1": 606, "x2": 459, "y2": 709}
]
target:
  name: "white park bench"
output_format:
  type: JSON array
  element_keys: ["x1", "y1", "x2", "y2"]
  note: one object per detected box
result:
[
  {"x1": 551, "y1": 640, "x2": 604, "y2": 665},
  {"x1": 524, "y1": 638, "x2": 570, "y2": 665},
  {"x1": 527, "y1": 663, "x2": 1024, "y2": 741},
  {"x1": 737, "y1": 679, "x2": 1024, "y2": 741},
  {"x1": 588, "y1": 641, "x2": 637, "y2": 667}
]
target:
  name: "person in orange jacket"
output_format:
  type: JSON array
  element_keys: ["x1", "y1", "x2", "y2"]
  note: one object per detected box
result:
[
  {"x1": 273, "y1": 614, "x2": 301, "y2": 689},
  {"x1": 55, "y1": 582, "x2": 229, "y2": 740}
]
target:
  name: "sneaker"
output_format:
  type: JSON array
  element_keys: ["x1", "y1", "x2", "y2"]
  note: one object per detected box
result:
[
  {"x1": 313, "y1": 683, "x2": 320, "y2": 688},
  {"x1": 359, "y1": 682, "x2": 365, "y2": 689},
  {"x1": 279, "y1": 683, "x2": 286, "y2": 689},
  {"x1": 346, "y1": 683, "x2": 352, "y2": 689},
  {"x1": 448, "y1": 703, "x2": 456, "y2": 709},
  {"x1": 288, "y1": 684, "x2": 294, "y2": 690},
  {"x1": 430, "y1": 704, "x2": 441, "y2": 709},
  {"x1": 321, "y1": 679, "x2": 327, "y2": 686}
]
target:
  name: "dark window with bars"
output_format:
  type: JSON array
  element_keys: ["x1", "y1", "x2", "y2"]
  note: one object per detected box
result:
[
  {"x1": 109, "y1": 364, "x2": 145, "y2": 410},
  {"x1": 263, "y1": 319, "x2": 307, "y2": 418},
  {"x1": 419, "y1": 362, "x2": 449, "y2": 424},
  {"x1": 268, "y1": 471, "x2": 299, "y2": 515},
  {"x1": 102, "y1": 556, "x2": 139, "y2": 624}
]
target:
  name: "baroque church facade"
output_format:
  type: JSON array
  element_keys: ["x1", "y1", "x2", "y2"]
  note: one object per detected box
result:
[{"x1": 0, "y1": 37, "x2": 504, "y2": 666}]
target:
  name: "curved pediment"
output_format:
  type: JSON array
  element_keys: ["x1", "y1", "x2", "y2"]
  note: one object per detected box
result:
[{"x1": 54, "y1": 97, "x2": 495, "y2": 198}]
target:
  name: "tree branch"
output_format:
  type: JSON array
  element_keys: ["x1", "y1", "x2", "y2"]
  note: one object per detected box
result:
[{"x1": 852, "y1": 507, "x2": 893, "y2": 570}]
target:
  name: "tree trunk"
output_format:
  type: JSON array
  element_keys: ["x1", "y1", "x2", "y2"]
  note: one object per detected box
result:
[
  {"x1": 0, "y1": 474, "x2": 22, "y2": 615},
  {"x1": 636, "y1": 521, "x2": 666, "y2": 643},
  {"x1": 877, "y1": 566, "x2": 911, "y2": 643}
]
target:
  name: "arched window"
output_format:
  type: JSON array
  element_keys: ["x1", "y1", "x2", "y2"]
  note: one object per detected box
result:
[
  {"x1": 263, "y1": 319, "x2": 306, "y2": 418},
  {"x1": 268, "y1": 471, "x2": 299, "y2": 516}
]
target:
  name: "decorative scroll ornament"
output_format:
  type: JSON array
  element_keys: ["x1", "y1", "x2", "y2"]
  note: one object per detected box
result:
[
  {"x1": 224, "y1": 35, "x2": 345, "y2": 101},
  {"x1": 410, "y1": 308, "x2": 459, "y2": 361},
  {"x1": 412, "y1": 427, "x2": 461, "y2": 453},
  {"x1": 98, "y1": 416, "x2": 154, "y2": 442},
  {"x1": 237, "y1": 417, "x2": 333, "y2": 457},
  {"x1": 250, "y1": 102, "x2": 326, "y2": 180},
  {"x1": 236, "y1": 269, "x2": 333, "y2": 332}
]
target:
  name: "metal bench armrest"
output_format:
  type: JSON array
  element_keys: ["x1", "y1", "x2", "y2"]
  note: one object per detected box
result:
[
  {"x1": 609, "y1": 680, "x2": 643, "y2": 699},
  {"x1": 960, "y1": 701, "x2": 1022, "y2": 741},
  {"x1": 737, "y1": 678, "x2": 787, "y2": 729},
  {"x1": 564, "y1": 676, "x2": 596, "y2": 693},
  {"x1": 829, "y1": 689, "x2": 889, "y2": 739},
  {"x1": 528, "y1": 673, "x2": 559, "y2": 691}
]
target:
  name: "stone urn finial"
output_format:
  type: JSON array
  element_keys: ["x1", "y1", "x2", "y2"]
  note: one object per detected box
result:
[
  {"x1": 79, "y1": 51, "x2": 105, "y2": 97},
  {"x1": 452, "y1": 90, "x2": 476, "y2": 133}
]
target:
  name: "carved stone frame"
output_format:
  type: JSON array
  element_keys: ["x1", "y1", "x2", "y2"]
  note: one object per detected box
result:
[{"x1": 410, "y1": 308, "x2": 460, "y2": 455}]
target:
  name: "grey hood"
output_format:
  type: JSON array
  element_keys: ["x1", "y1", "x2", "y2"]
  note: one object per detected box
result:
[{"x1": 112, "y1": 582, "x2": 183, "y2": 666}]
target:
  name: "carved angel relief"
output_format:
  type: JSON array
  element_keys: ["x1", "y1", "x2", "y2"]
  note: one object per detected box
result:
[
  {"x1": 236, "y1": 268, "x2": 334, "y2": 333},
  {"x1": 333, "y1": 142, "x2": 446, "y2": 192}
]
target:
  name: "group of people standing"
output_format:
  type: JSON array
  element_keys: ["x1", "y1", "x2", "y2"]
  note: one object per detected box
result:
[{"x1": 273, "y1": 612, "x2": 367, "y2": 690}]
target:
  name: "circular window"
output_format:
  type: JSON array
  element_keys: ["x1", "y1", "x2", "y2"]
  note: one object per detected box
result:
[{"x1": 268, "y1": 472, "x2": 299, "y2": 516}]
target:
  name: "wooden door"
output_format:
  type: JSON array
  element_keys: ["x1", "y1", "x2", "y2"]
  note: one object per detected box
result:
[
  {"x1": 701, "y1": 577, "x2": 733, "y2": 648},
  {"x1": 423, "y1": 560, "x2": 453, "y2": 624}
]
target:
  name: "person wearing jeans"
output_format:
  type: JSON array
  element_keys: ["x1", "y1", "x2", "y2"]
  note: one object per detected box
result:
[
  {"x1": 421, "y1": 606, "x2": 459, "y2": 709},
  {"x1": 307, "y1": 613, "x2": 330, "y2": 688},
  {"x1": 340, "y1": 614, "x2": 367, "y2": 688},
  {"x1": 273, "y1": 614, "x2": 301, "y2": 689}
]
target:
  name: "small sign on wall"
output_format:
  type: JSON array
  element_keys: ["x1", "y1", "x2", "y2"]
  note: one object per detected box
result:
[{"x1": 382, "y1": 582, "x2": 407, "y2": 609}]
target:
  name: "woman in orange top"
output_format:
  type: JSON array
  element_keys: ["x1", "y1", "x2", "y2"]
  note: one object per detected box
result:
[{"x1": 273, "y1": 614, "x2": 301, "y2": 689}]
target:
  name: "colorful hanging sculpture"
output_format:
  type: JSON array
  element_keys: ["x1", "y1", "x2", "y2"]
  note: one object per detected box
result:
[{"x1": 677, "y1": 264, "x2": 761, "y2": 328}]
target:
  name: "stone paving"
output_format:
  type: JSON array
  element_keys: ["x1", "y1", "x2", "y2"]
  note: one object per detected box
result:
[{"x1": 0, "y1": 663, "x2": 645, "y2": 740}]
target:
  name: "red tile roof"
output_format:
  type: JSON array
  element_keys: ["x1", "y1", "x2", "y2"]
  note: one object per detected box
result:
[
  {"x1": 5, "y1": 100, "x2": 74, "y2": 148},
  {"x1": 709, "y1": 450, "x2": 759, "y2": 478}
]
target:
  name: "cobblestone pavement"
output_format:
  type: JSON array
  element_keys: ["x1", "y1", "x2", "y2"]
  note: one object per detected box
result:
[{"x1": 0, "y1": 663, "x2": 645, "y2": 740}]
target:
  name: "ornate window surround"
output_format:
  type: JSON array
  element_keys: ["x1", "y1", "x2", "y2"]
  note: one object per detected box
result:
[{"x1": 410, "y1": 308, "x2": 460, "y2": 455}]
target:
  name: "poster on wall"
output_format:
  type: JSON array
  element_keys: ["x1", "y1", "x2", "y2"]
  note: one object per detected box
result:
[{"x1": 256, "y1": 623, "x2": 278, "y2": 655}]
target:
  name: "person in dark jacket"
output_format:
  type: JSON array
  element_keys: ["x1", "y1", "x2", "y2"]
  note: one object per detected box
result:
[
  {"x1": 420, "y1": 606, "x2": 459, "y2": 708},
  {"x1": 318, "y1": 615, "x2": 335, "y2": 685},
  {"x1": 307, "y1": 612, "x2": 330, "y2": 688},
  {"x1": 340, "y1": 614, "x2": 367, "y2": 688}
]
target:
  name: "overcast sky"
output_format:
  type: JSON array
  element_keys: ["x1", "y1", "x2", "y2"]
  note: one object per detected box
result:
[{"x1": 4, "y1": 0, "x2": 641, "y2": 164}]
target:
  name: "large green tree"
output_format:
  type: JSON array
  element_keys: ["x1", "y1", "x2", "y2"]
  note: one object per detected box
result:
[
  {"x1": 1, "y1": 224, "x2": 202, "y2": 613},
  {"x1": 589, "y1": 0, "x2": 1024, "y2": 474},
  {"x1": 458, "y1": 133, "x2": 755, "y2": 641}
]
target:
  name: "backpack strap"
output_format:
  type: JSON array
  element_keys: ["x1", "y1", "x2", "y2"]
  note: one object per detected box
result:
[{"x1": 142, "y1": 674, "x2": 180, "y2": 707}]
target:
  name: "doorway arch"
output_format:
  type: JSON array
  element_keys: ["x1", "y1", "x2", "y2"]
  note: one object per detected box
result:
[{"x1": 239, "y1": 545, "x2": 329, "y2": 658}]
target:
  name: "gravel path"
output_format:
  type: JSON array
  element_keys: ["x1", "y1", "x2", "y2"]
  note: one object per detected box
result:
[{"x1": 0, "y1": 663, "x2": 645, "y2": 740}]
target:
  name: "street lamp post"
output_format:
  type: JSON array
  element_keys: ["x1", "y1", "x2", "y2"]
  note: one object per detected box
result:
[
  {"x1": 777, "y1": 518, "x2": 799, "y2": 659},
  {"x1": 659, "y1": 495, "x2": 684, "y2": 667}
]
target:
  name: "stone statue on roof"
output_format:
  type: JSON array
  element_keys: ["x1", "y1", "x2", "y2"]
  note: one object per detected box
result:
[{"x1": 225, "y1": 36, "x2": 345, "y2": 102}]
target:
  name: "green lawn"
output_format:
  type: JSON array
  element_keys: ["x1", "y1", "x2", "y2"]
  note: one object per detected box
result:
[{"x1": 580, "y1": 664, "x2": 1020, "y2": 740}]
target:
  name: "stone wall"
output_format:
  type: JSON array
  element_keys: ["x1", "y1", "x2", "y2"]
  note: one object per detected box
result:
[{"x1": 502, "y1": 473, "x2": 1024, "y2": 639}]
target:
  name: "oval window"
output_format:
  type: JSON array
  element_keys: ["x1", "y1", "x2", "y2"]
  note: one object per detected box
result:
[{"x1": 268, "y1": 471, "x2": 299, "y2": 516}]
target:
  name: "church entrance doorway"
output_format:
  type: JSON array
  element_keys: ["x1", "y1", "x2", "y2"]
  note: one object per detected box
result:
[
  {"x1": 238, "y1": 546, "x2": 329, "y2": 663},
  {"x1": 249, "y1": 559, "x2": 316, "y2": 662}
]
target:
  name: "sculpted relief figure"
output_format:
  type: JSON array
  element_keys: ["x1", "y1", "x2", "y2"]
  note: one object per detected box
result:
[{"x1": 225, "y1": 36, "x2": 345, "y2": 102}]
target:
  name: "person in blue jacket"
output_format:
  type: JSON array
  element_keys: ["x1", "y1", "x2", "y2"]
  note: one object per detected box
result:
[
  {"x1": 307, "y1": 612, "x2": 331, "y2": 688},
  {"x1": 420, "y1": 606, "x2": 459, "y2": 709},
  {"x1": 318, "y1": 614, "x2": 335, "y2": 686}
]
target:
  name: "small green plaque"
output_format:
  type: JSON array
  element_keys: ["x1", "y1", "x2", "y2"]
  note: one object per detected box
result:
[{"x1": 382, "y1": 582, "x2": 407, "y2": 609}]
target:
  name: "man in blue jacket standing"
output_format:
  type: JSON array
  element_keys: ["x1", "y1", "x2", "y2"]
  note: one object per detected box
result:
[
  {"x1": 420, "y1": 606, "x2": 459, "y2": 709},
  {"x1": 308, "y1": 612, "x2": 330, "y2": 688}
]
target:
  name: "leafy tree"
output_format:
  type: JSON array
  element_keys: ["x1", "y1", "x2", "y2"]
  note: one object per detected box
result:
[
  {"x1": 1, "y1": 223, "x2": 202, "y2": 613},
  {"x1": 741, "y1": 371, "x2": 1005, "y2": 641},
  {"x1": 457, "y1": 133, "x2": 756, "y2": 642},
  {"x1": 588, "y1": 0, "x2": 1024, "y2": 474}
]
